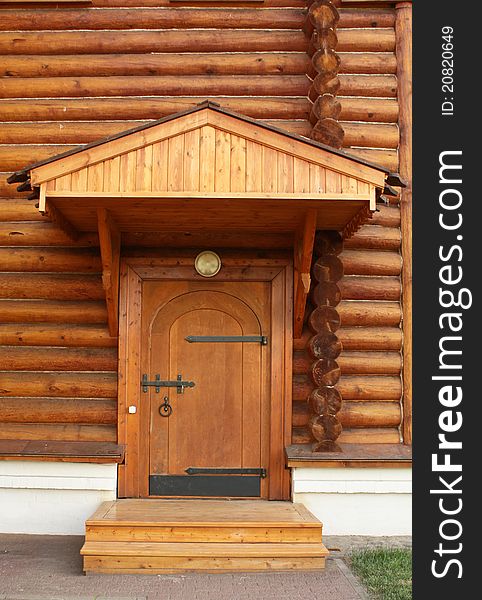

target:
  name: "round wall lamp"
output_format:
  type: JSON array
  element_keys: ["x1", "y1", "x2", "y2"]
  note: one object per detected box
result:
[{"x1": 194, "y1": 251, "x2": 222, "y2": 278}]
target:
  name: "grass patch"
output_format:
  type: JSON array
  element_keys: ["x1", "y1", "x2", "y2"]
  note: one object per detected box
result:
[{"x1": 349, "y1": 547, "x2": 412, "y2": 600}]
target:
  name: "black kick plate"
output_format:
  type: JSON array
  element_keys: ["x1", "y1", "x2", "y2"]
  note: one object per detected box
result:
[{"x1": 149, "y1": 475, "x2": 261, "y2": 497}]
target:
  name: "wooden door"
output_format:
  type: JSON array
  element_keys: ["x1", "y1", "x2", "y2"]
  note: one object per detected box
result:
[{"x1": 141, "y1": 281, "x2": 271, "y2": 498}]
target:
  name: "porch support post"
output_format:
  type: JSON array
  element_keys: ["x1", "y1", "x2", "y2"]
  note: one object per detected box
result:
[
  {"x1": 308, "y1": 231, "x2": 344, "y2": 452},
  {"x1": 293, "y1": 209, "x2": 317, "y2": 339},
  {"x1": 97, "y1": 207, "x2": 121, "y2": 337}
]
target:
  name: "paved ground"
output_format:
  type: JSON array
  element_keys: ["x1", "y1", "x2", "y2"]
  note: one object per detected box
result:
[{"x1": 0, "y1": 534, "x2": 411, "y2": 600}]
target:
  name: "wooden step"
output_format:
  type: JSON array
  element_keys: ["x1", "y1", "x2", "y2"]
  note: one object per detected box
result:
[
  {"x1": 85, "y1": 499, "x2": 323, "y2": 544},
  {"x1": 81, "y1": 541, "x2": 329, "y2": 574},
  {"x1": 82, "y1": 499, "x2": 328, "y2": 573}
]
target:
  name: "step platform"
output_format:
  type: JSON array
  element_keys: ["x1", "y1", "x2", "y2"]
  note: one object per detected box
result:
[{"x1": 81, "y1": 499, "x2": 328, "y2": 574}]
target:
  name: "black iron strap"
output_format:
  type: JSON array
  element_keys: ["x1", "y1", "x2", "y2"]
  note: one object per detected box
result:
[
  {"x1": 185, "y1": 467, "x2": 267, "y2": 478},
  {"x1": 185, "y1": 335, "x2": 268, "y2": 345}
]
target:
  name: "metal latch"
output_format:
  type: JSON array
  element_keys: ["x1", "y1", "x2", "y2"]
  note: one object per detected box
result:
[
  {"x1": 185, "y1": 335, "x2": 268, "y2": 345},
  {"x1": 185, "y1": 467, "x2": 267, "y2": 478},
  {"x1": 141, "y1": 374, "x2": 195, "y2": 394}
]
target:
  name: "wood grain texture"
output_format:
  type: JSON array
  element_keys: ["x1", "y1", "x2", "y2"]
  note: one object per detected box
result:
[{"x1": 396, "y1": 1, "x2": 412, "y2": 445}]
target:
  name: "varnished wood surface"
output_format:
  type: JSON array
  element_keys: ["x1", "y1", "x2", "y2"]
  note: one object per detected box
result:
[
  {"x1": 144, "y1": 282, "x2": 269, "y2": 492},
  {"x1": 0, "y1": 439, "x2": 124, "y2": 461},
  {"x1": 119, "y1": 259, "x2": 292, "y2": 500},
  {"x1": 81, "y1": 499, "x2": 327, "y2": 573},
  {"x1": 87, "y1": 499, "x2": 321, "y2": 526},
  {"x1": 0, "y1": 0, "x2": 407, "y2": 459},
  {"x1": 82, "y1": 541, "x2": 327, "y2": 557}
]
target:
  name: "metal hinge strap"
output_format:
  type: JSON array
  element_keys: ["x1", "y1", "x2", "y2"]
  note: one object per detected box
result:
[
  {"x1": 185, "y1": 335, "x2": 268, "y2": 345},
  {"x1": 185, "y1": 467, "x2": 267, "y2": 478}
]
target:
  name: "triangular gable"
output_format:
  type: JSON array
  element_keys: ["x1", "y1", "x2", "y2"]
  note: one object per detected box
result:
[{"x1": 16, "y1": 102, "x2": 389, "y2": 194}]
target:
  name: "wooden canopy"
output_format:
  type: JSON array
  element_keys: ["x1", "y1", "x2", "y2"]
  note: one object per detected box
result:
[
  {"x1": 9, "y1": 101, "x2": 396, "y2": 338},
  {"x1": 12, "y1": 102, "x2": 393, "y2": 235}
]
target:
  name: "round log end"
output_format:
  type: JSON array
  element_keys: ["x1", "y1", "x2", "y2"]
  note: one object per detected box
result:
[
  {"x1": 311, "y1": 117, "x2": 345, "y2": 149},
  {"x1": 313, "y1": 73, "x2": 341, "y2": 96},
  {"x1": 309, "y1": 413, "x2": 343, "y2": 443},
  {"x1": 309, "y1": 1, "x2": 340, "y2": 30},
  {"x1": 312, "y1": 440, "x2": 343, "y2": 453},
  {"x1": 309, "y1": 386, "x2": 342, "y2": 415},
  {"x1": 312, "y1": 49, "x2": 341, "y2": 77},
  {"x1": 308, "y1": 331, "x2": 342, "y2": 360},
  {"x1": 309, "y1": 305, "x2": 341, "y2": 333},
  {"x1": 314, "y1": 230, "x2": 343, "y2": 256},
  {"x1": 311, "y1": 94, "x2": 342, "y2": 121},
  {"x1": 312, "y1": 281, "x2": 342, "y2": 307},
  {"x1": 313, "y1": 254, "x2": 344, "y2": 283},
  {"x1": 311, "y1": 358, "x2": 341, "y2": 386}
]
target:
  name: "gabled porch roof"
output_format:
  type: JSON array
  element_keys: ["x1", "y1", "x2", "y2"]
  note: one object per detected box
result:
[
  {"x1": 9, "y1": 101, "x2": 401, "y2": 238},
  {"x1": 8, "y1": 101, "x2": 402, "y2": 338}
]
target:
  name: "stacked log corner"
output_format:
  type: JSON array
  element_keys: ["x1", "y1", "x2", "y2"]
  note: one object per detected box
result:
[
  {"x1": 308, "y1": 232, "x2": 344, "y2": 452},
  {"x1": 308, "y1": 0, "x2": 345, "y2": 148}
]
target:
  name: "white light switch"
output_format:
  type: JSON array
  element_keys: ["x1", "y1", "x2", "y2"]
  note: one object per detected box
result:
[{"x1": 128, "y1": 405, "x2": 137, "y2": 414}]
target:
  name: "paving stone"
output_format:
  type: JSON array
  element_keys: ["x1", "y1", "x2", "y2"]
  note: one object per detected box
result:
[{"x1": 0, "y1": 533, "x2": 372, "y2": 600}]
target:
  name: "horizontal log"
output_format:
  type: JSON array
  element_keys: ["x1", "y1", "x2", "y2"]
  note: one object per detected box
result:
[
  {"x1": 340, "y1": 97, "x2": 398, "y2": 123},
  {"x1": 0, "y1": 31, "x2": 309, "y2": 55},
  {"x1": 340, "y1": 250, "x2": 402, "y2": 276},
  {"x1": 0, "y1": 198, "x2": 46, "y2": 221},
  {"x1": 0, "y1": 8, "x2": 305, "y2": 31},
  {"x1": 0, "y1": 8, "x2": 395, "y2": 31},
  {"x1": 0, "y1": 120, "x2": 309, "y2": 145},
  {"x1": 0, "y1": 248, "x2": 102, "y2": 273},
  {"x1": 338, "y1": 75, "x2": 398, "y2": 98},
  {"x1": 336, "y1": 375, "x2": 401, "y2": 401},
  {"x1": 78, "y1": 0, "x2": 307, "y2": 5},
  {"x1": 0, "y1": 174, "x2": 31, "y2": 198},
  {"x1": 0, "y1": 372, "x2": 117, "y2": 398},
  {"x1": 344, "y1": 148, "x2": 398, "y2": 172},
  {"x1": 292, "y1": 375, "x2": 313, "y2": 402},
  {"x1": 0, "y1": 324, "x2": 116, "y2": 347},
  {"x1": 339, "y1": 276, "x2": 401, "y2": 301},
  {"x1": 0, "y1": 223, "x2": 98, "y2": 247},
  {"x1": 293, "y1": 350, "x2": 401, "y2": 375},
  {"x1": 371, "y1": 205, "x2": 401, "y2": 228},
  {"x1": 0, "y1": 397, "x2": 117, "y2": 425},
  {"x1": 337, "y1": 351, "x2": 401, "y2": 375},
  {"x1": 0, "y1": 300, "x2": 107, "y2": 324},
  {"x1": 336, "y1": 28, "x2": 395, "y2": 53},
  {"x1": 338, "y1": 327, "x2": 402, "y2": 351},
  {"x1": 0, "y1": 145, "x2": 77, "y2": 172},
  {"x1": 0, "y1": 75, "x2": 311, "y2": 99},
  {"x1": 35, "y1": 0, "x2": 309, "y2": 7},
  {"x1": 337, "y1": 301, "x2": 401, "y2": 327},
  {"x1": 344, "y1": 225, "x2": 401, "y2": 251},
  {"x1": 1, "y1": 52, "x2": 311, "y2": 79},
  {"x1": 0, "y1": 274, "x2": 104, "y2": 301},
  {"x1": 339, "y1": 52, "x2": 397, "y2": 75},
  {"x1": 0, "y1": 346, "x2": 117, "y2": 371},
  {"x1": 293, "y1": 329, "x2": 312, "y2": 353},
  {"x1": 339, "y1": 8, "x2": 396, "y2": 29},
  {"x1": 0, "y1": 52, "x2": 397, "y2": 79},
  {"x1": 293, "y1": 401, "x2": 401, "y2": 428},
  {"x1": 0, "y1": 97, "x2": 311, "y2": 122},
  {"x1": 0, "y1": 422, "x2": 116, "y2": 443},
  {"x1": 341, "y1": 122, "x2": 399, "y2": 150},
  {"x1": 292, "y1": 426, "x2": 401, "y2": 445}
]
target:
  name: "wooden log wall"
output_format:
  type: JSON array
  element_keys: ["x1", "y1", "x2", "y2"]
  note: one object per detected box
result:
[
  {"x1": 0, "y1": 0, "x2": 405, "y2": 451},
  {"x1": 293, "y1": 1, "x2": 404, "y2": 447}
]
